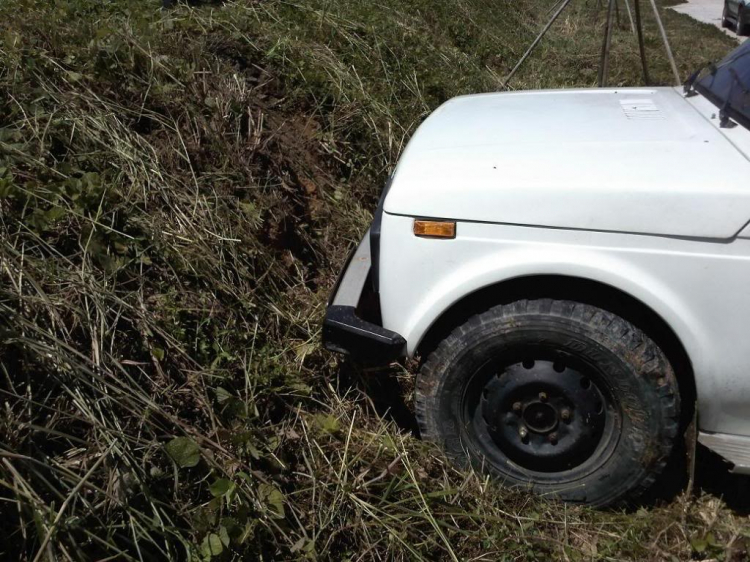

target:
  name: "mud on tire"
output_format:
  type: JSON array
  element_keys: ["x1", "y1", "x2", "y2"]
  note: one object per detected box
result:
[{"x1": 415, "y1": 299, "x2": 680, "y2": 507}]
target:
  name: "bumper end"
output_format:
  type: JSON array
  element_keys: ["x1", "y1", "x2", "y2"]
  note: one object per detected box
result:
[
  {"x1": 323, "y1": 305, "x2": 406, "y2": 362},
  {"x1": 323, "y1": 230, "x2": 406, "y2": 363}
]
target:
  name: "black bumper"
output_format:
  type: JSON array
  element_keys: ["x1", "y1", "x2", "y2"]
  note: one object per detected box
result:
[
  {"x1": 323, "y1": 231, "x2": 406, "y2": 362},
  {"x1": 323, "y1": 305, "x2": 406, "y2": 361}
]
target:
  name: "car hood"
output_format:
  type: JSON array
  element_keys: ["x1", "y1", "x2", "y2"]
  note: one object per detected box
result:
[{"x1": 384, "y1": 87, "x2": 750, "y2": 239}]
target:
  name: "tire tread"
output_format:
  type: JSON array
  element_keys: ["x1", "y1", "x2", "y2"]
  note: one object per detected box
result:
[{"x1": 415, "y1": 299, "x2": 680, "y2": 507}]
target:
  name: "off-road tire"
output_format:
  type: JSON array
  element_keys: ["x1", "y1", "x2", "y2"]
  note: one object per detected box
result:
[{"x1": 415, "y1": 299, "x2": 680, "y2": 507}]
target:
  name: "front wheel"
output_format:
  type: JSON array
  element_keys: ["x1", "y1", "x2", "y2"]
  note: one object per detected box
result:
[
  {"x1": 416, "y1": 299, "x2": 680, "y2": 507},
  {"x1": 723, "y1": 3, "x2": 731, "y2": 28}
]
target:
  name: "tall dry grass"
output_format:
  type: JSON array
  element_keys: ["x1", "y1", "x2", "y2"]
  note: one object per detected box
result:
[{"x1": 0, "y1": 0, "x2": 746, "y2": 560}]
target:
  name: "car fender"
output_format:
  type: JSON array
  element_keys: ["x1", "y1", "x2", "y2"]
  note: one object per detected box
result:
[
  {"x1": 400, "y1": 242, "x2": 706, "y2": 374},
  {"x1": 379, "y1": 213, "x2": 750, "y2": 432}
]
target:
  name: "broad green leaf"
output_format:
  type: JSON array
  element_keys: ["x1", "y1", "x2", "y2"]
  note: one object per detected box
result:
[
  {"x1": 258, "y1": 483, "x2": 285, "y2": 519},
  {"x1": 218, "y1": 526, "x2": 230, "y2": 547},
  {"x1": 288, "y1": 382, "x2": 312, "y2": 395},
  {"x1": 165, "y1": 437, "x2": 200, "y2": 468},
  {"x1": 313, "y1": 414, "x2": 340, "y2": 435},
  {"x1": 44, "y1": 206, "x2": 67, "y2": 222},
  {"x1": 215, "y1": 387, "x2": 232, "y2": 404},
  {"x1": 200, "y1": 533, "x2": 223, "y2": 559},
  {"x1": 690, "y1": 535, "x2": 707, "y2": 553},
  {"x1": 209, "y1": 478, "x2": 234, "y2": 498}
]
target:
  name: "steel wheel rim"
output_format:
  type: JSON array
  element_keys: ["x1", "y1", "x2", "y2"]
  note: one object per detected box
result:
[{"x1": 460, "y1": 343, "x2": 621, "y2": 481}]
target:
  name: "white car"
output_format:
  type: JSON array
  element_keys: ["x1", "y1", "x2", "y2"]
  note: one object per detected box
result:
[{"x1": 324, "y1": 41, "x2": 750, "y2": 506}]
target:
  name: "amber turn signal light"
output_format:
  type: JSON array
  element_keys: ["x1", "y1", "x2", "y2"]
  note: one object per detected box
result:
[{"x1": 413, "y1": 220, "x2": 456, "y2": 239}]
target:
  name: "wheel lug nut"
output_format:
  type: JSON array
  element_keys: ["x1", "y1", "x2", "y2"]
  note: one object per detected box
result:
[
  {"x1": 519, "y1": 426, "x2": 529, "y2": 442},
  {"x1": 548, "y1": 432, "x2": 558, "y2": 445},
  {"x1": 539, "y1": 392, "x2": 548, "y2": 402},
  {"x1": 512, "y1": 401, "x2": 522, "y2": 413},
  {"x1": 560, "y1": 409, "x2": 571, "y2": 422}
]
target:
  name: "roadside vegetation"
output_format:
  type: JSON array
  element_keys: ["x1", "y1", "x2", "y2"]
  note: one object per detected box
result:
[{"x1": 1, "y1": 0, "x2": 747, "y2": 559}]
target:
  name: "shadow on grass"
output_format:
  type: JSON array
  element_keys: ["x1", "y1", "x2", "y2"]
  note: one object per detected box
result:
[
  {"x1": 337, "y1": 359, "x2": 750, "y2": 514},
  {"x1": 336, "y1": 359, "x2": 419, "y2": 436},
  {"x1": 694, "y1": 447, "x2": 750, "y2": 515}
]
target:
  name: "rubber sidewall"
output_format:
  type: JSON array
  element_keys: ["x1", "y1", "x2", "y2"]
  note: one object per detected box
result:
[{"x1": 416, "y1": 301, "x2": 679, "y2": 507}]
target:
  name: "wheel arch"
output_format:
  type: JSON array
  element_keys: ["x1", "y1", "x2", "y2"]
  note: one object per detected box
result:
[{"x1": 414, "y1": 274, "x2": 697, "y2": 426}]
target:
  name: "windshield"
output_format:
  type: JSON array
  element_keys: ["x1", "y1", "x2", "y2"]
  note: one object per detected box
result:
[{"x1": 692, "y1": 40, "x2": 750, "y2": 130}]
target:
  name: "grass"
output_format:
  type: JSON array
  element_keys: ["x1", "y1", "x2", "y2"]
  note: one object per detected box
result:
[{"x1": 0, "y1": 0, "x2": 748, "y2": 560}]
